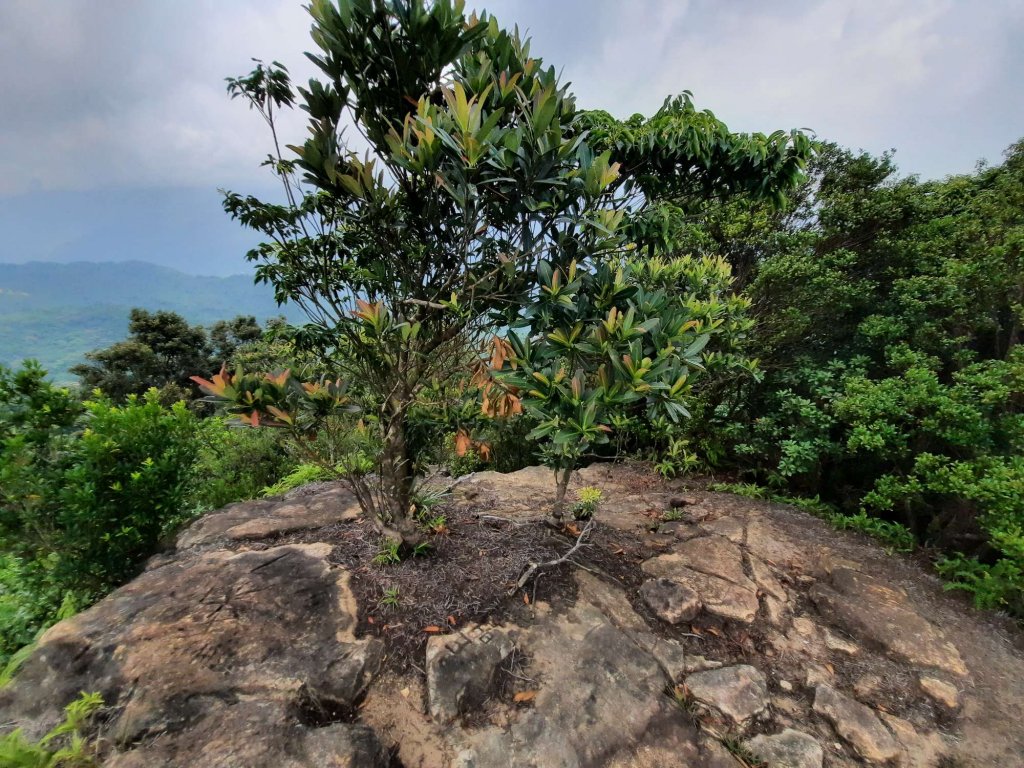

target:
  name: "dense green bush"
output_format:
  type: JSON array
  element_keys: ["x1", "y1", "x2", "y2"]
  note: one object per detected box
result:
[
  {"x1": 689, "y1": 140, "x2": 1024, "y2": 618},
  {"x1": 191, "y1": 417, "x2": 296, "y2": 510},
  {"x1": 0, "y1": 365, "x2": 202, "y2": 660}
]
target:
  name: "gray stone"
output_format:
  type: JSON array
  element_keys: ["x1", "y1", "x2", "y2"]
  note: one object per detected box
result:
[
  {"x1": 749, "y1": 555, "x2": 788, "y2": 601},
  {"x1": 177, "y1": 485, "x2": 361, "y2": 548},
  {"x1": 823, "y1": 629, "x2": 860, "y2": 656},
  {"x1": 455, "y1": 573, "x2": 702, "y2": 767},
  {"x1": 301, "y1": 723, "x2": 389, "y2": 767},
  {"x1": 699, "y1": 515, "x2": 745, "y2": 543},
  {"x1": 685, "y1": 665, "x2": 769, "y2": 724},
  {"x1": 813, "y1": 684, "x2": 900, "y2": 763},
  {"x1": 0, "y1": 543, "x2": 379, "y2": 753},
  {"x1": 425, "y1": 624, "x2": 515, "y2": 723},
  {"x1": 649, "y1": 639, "x2": 722, "y2": 682},
  {"x1": 746, "y1": 729, "x2": 824, "y2": 768},
  {"x1": 640, "y1": 578, "x2": 701, "y2": 624}
]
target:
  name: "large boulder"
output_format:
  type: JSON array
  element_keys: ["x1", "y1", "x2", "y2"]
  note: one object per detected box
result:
[{"x1": 0, "y1": 543, "x2": 382, "y2": 766}]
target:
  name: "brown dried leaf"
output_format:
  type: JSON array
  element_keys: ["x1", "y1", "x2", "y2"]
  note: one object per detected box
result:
[{"x1": 513, "y1": 690, "x2": 538, "y2": 704}]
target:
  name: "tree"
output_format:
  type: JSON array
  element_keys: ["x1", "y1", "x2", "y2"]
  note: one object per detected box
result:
[
  {"x1": 73, "y1": 309, "x2": 269, "y2": 403},
  {"x1": 213, "y1": 0, "x2": 811, "y2": 548}
]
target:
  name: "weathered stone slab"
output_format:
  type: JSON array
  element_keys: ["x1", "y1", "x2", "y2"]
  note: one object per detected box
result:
[
  {"x1": 685, "y1": 665, "x2": 769, "y2": 725},
  {"x1": 425, "y1": 625, "x2": 515, "y2": 723},
  {"x1": 811, "y1": 566, "x2": 967, "y2": 676},
  {"x1": 640, "y1": 578, "x2": 701, "y2": 624},
  {"x1": 746, "y1": 728, "x2": 824, "y2": 768},
  {"x1": 813, "y1": 684, "x2": 900, "y2": 763}
]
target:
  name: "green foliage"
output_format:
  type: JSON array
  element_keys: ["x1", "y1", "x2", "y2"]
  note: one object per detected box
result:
[
  {"x1": 378, "y1": 585, "x2": 401, "y2": 611},
  {"x1": 571, "y1": 487, "x2": 602, "y2": 520},
  {"x1": 0, "y1": 364, "x2": 201, "y2": 660},
  {"x1": 0, "y1": 692, "x2": 103, "y2": 767},
  {"x1": 219, "y1": 0, "x2": 808, "y2": 542},
  {"x1": 690, "y1": 139, "x2": 1024, "y2": 618},
  {"x1": 70, "y1": 309, "x2": 279, "y2": 404},
  {"x1": 708, "y1": 482, "x2": 914, "y2": 552},
  {"x1": 261, "y1": 462, "x2": 336, "y2": 497},
  {"x1": 373, "y1": 541, "x2": 402, "y2": 567},
  {"x1": 191, "y1": 418, "x2": 296, "y2": 510},
  {"x1": 485, "y1": 254, "x2": 757, "y2": 505},
  {"x1": 70, "y1": 309, "x2": 214, "y2": 403},
  {"x1": 830, "y1": 511, "x2": 916, "y2": 553}
]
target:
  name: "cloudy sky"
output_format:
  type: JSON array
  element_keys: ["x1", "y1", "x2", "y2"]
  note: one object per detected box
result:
[{"x1": 1, "y1": 0, "x2": 1022, "y2": 275}]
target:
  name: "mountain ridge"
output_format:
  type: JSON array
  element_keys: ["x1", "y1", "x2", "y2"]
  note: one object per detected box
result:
[{"x1": 0, "y1": 260, "x2": 305, "y2": 379}]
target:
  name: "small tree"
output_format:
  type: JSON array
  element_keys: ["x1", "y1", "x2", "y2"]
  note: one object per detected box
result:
[{"x1": 213, "y1": 0, "x2": 811, "y2": 547}]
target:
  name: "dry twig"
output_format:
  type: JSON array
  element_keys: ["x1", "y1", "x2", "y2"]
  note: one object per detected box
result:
[{"x1": 510, "y1": 519, "x2": 595, "y2": 595}]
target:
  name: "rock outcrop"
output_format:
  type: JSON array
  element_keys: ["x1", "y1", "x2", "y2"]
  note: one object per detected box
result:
[{"x1": 2, "y1": 465, "x2": 1023, "y2": 767}]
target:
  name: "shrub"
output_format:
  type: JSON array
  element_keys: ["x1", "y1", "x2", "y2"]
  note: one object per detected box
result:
[
  {"x1": 191, "y1": 418, "x2": 295, "y2": 510},
  {"x1": 215, "y1": 0, "x2": 809, "y2": 547},
  {"x1": 1, "y1": 366, "x2": 200, "y2": 659},
  {"x1": 261, "y1": 462, "x2": 336, "y2": 498}
]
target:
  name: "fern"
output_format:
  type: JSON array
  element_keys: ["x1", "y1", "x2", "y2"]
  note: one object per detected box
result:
[{"x1": 0, "y1": 692, "x2": 103, "y2": 767}]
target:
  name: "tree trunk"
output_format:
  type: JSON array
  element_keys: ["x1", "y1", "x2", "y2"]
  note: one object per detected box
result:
[
  {"x1": 377, "y1": 398, "x2": 425, "y2": 551},
  {"x1": 552, "y1": 465, "x2": 573, "y2": 519}
]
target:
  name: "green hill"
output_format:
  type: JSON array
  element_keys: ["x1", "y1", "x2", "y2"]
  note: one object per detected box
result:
[{"x1": 0, "y1": 261, "x2": 305, "y2": 379}]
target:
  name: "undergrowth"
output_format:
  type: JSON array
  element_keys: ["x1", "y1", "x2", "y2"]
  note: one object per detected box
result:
[{"x1": 708, "y1": 482, "x2": 916, "y2": 553}]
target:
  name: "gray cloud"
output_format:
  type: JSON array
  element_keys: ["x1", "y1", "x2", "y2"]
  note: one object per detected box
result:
[{"x1": 1, "y1": 0, "x2": 1022, "y2": 199}]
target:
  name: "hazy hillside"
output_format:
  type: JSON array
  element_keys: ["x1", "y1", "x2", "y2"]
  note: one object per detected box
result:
[{"x1": 0, "y1": 261, "x2": 305, "y2": 378}]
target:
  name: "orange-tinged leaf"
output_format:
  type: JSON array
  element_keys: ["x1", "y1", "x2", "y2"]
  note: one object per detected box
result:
[
  {"x1": 523, "y1": 592, "x2": 530, "y2": 605},
  {"x1": 513, "y1": 690, "x2": 538, "y2": 704},
  {"x1": 265, "y1": 369, "x2": 291, "y2": 387},
  {"x1": 447, "y1": 615, "x2": 457, "y2": 626},
  {"x1": 455, "y1": 430, "x2": 472, "y2": 457},
  {"x1": 423, "y1": 626, "x2": 443, "y2": 634}
]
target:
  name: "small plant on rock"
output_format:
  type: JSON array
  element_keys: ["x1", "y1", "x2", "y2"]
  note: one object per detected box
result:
[
  {"x1": 571, "y1": 487, "x2": 603, "y2": 520},
  {"x1": 378, "y1": 586, "x2": 401, "y2": 611}
]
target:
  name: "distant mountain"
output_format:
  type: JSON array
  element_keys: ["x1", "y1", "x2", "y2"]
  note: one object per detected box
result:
[{"x1": 0, "y1": 261, "x2": 305, "y2": 380}]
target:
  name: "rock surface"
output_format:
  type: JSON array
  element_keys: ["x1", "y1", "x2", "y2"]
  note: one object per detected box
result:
[
  {"x1": 811, "y1": 566, "x2": 967, "y2": 676},
  {"x1": 2, "y1": 466, "x2": 1022, "y2": 767},
  {"x1": 641, "y1": 551, "x2": 759, "y2": 624},
  {"x1": 746, "y1": 728, "x2": 824, "y2": 768},
  {"x1": 813, "y1": 684, "x2": 900, "y2": 763},
  {"x1": 640, "y1": 577, "x2": 701, "y2": 624},
  {"x1": 425, "y1": 624, "x2": 515, "y2": 722},
  {"x1": 685, "y1": 664, "x2": 769, "y2": 725}
]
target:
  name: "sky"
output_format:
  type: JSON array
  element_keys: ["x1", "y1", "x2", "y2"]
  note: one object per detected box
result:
[{"x1": 1, "y1": 0, "x2": 1022, "y2": 276}]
